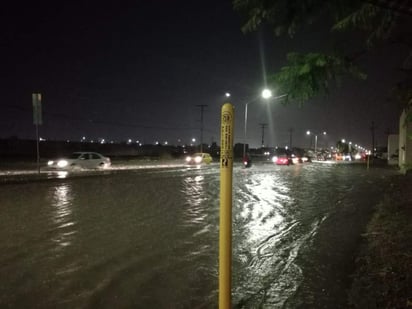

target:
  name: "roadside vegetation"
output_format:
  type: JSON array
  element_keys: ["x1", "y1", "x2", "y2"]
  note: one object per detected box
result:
[{"x1": 348, "y1": 174, "x2": 412, "y2": 308}]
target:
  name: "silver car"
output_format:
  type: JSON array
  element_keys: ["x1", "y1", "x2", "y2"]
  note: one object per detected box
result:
[{"x1": 47, "y1": 152, "x2": 111, "y2": 170}]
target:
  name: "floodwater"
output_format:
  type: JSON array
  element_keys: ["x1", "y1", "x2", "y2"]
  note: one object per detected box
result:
[{"x1": 0, "y1": 162, "x2": 398, "y2": 308}]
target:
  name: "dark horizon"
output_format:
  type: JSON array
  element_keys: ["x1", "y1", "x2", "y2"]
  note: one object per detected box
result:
[{"x1": 2, "y1": 1, "x2": 409, "y2": 151}]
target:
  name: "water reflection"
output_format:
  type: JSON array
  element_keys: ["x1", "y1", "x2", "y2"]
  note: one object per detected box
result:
[
  {"x1": 181, "y1": 175, "x2": 206, "y2": 225},
  {"x1": 45, "y1": 171, "x2": 69, "y2": 179},
  {"x1": 50, "y1": 183, "x2": 76, "y2": 251},
  {"x1": 233, "y1": 169, "x2": 304, "y2": 307},
  {"x1": 57, "y1": 171, "x2": 68, "y2": 179},
  {"x1": 240, "y1": 172, "x2": 290, "y2": 244},
  {"x1": 179, "y1": 171, "x2": 219, "y2": 306}
]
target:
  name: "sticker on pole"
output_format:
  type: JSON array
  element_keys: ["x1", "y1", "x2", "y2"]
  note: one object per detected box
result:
[{"x1": 220, "y1": 104, "x2": 234, "y2": 169}]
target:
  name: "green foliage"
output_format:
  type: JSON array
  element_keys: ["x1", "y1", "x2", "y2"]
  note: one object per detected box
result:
[
  {"x1": 232, "y1": 0, "x2": 373, "y2": 37},
  {"x1": 233, "y1": 0, "x2": 397, "y2": 41},
  {"x1": 233, "y1": 0, "x2": 329, "y2": 37},
  {"x1": 332, "y1": 3, "x2": 379, "y2": 31},
  {"x1": 233, "y1": 0, "x2": 407, "y2": 104},
  {"x1": 331, "y1": 3, "x2": 396, "y2": 47},
  {"x1": 271, "y1": 52, "x2": 366, "y2": 104}
]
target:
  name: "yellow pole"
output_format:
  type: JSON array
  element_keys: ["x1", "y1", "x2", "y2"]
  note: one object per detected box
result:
[{"x1": 219, "y1": 103, "x2": 234, "y2": 309}]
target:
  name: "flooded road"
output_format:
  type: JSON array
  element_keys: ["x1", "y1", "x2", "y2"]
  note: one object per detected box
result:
[{"x1": 0, "y1": 162, "x2": 398, "y2": 308}]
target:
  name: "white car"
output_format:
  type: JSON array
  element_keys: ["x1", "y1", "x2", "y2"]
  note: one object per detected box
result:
[{"x1": 47, "y1": 152, "x2": 111, "y2": 170}]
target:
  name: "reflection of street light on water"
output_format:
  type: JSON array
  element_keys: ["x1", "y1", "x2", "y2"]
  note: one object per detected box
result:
[{"x1": 243, "y1": 90, "x2": 287, "y2": 158}]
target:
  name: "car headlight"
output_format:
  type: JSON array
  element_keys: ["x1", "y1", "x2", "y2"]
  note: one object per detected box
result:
[
  {"x1": 57, "y1": 160, "x2": 69, "y2": 168},
  {"x1": 194, "y1": 156, "x2": 202, "y2": 164},
  {"x1": 47, "y1": 160, "x2": 54, "y2": 166},
  {"x1": 185, "y1": 156, "x2": 192, "y2": 162},
  {"x1": 272, "y1": 156, "x2": 277, "y2": 163}
]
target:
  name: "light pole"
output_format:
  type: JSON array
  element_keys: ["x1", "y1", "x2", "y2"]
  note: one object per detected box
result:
[
  {"x1": 196, "y1": 104, "x2": 207, "y2": 153},
  {"x1": 243, "y1": 91, "x2": 287, "y2": 158},
  {"x1": 306, "y1": 130, "x2": 326, "y2": 159},
  {"x1": 259, "y1": 123, "x2": 267, "y2": 147}
]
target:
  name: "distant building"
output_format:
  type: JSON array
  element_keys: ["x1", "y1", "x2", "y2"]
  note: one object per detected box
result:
[{"x1": 387, "y1": 134, "x2": 399, "y2": 165}]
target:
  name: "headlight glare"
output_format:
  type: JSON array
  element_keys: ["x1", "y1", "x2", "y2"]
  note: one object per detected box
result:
[{"x1": 57, "y1": 160, "x2": 69, "y2": 168}]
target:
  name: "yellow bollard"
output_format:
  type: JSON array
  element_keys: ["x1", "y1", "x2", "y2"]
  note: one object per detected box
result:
[{"x1": 219, "y1": 103, "x2": 234, "y2": 309}]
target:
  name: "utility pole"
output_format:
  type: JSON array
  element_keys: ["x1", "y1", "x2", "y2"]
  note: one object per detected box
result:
[
  {"x1": 370, "y1": 121, "x2": 376, "y2": 157},
  {"x1": 288, "y1": 128, "x2": 294, "y2": 148},
  {"x1": 196, "y1": 104, "x2": 208, "y2": 153},
  {"x1": 259, "y1": 123, "x2": 267, "y2": 148},
  {"x1": 32, "y1": 93, "x2": 43, "y2": 174}
]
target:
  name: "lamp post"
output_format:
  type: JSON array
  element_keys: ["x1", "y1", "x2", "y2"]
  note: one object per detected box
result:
[
  {"x1": 243, "y1": 91, "x2": 287, "y2": 159},
  {"x1": 306, "y1": 130, "x2": 327, "y2": 159}
]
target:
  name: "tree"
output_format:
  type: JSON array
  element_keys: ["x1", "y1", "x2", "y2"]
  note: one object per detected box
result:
[
  {"x1": 336, "y1": 140, "x2": 349, "y2": 153},
  {"x1": 233, "y1": 0, "x2": 412, "y2": 106}
]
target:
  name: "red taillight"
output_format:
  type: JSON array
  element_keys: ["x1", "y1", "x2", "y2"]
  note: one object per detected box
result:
[{"x1": 278, "y1": 158, "x2": 288, "y2": 164}]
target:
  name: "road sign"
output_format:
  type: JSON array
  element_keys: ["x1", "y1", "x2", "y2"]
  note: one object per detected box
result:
[{"x1": 32, "y1": 93, "x2": 42, "y2": 125}]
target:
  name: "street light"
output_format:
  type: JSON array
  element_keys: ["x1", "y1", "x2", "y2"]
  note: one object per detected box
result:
[
  {"x1": 306, "y1": 130, "x2": 327, "y2": 159},
  {"x1": 243, "y1": 90, "x2": 287, "y2": 158},
  {"x1": 261, "y1": 89, "x2": 272, "y2": 99}
]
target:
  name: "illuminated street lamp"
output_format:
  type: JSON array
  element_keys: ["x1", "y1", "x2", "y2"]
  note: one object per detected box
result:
[
  {"x1": 243, "y1": 90, "x2": 287, "y2": 158},
  {"x1": 306, "y1": 130, "x2": 327, "y2": 159},
  {"x1": 261, "y1": 89, "x2": 272, "y2": 99}
]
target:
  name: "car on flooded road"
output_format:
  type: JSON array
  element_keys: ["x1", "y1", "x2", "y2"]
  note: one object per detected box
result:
[
  {"x1": 185, "y1": 152, "x2": 213, "y2": 165},
  {"x1": 47, "y1": 152, "x2": 111, "y2": 170},
  {"x1": 272, "y1": 154, "x2": 293, "y2": 165},
  {"x1": 290, "y1": 154, "x2": 310, "y2": 164}
]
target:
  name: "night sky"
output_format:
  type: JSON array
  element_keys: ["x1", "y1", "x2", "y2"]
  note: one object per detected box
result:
[{"x1": 2, "y1": 1, "x2": 410, "y2": 149}]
